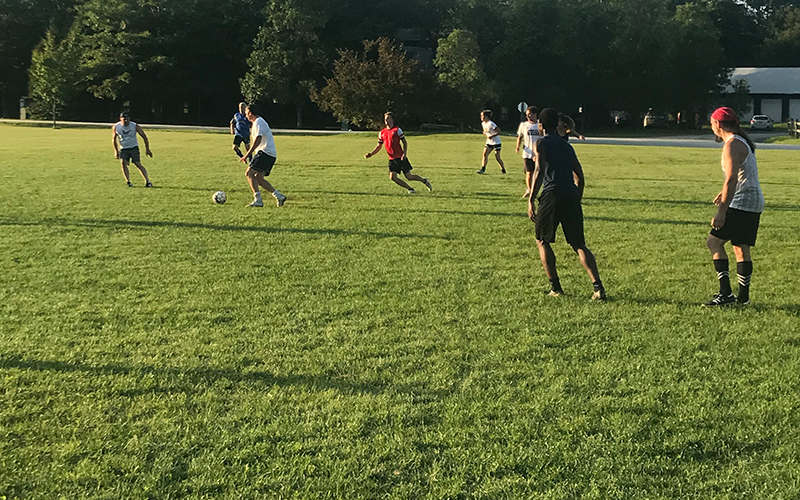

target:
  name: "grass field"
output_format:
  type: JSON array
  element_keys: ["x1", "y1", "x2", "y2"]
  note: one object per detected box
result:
[{"x1": 1, "y1": 124, "x2": 799, "y2": 499}]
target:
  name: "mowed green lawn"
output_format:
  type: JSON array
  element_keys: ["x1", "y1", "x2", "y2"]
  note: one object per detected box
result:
[{"x1": 1, "y1": 124, "x2": 799, "y2": 499}]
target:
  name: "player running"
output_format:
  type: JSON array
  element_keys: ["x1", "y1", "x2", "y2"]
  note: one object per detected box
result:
[
  {"x1": 364, "y1": 112, "x2": 432, "y2": 194},
  {"x1": 703, "y1": 106, "x2": 764, "y2": 307},
  {"x1": 477, "y1": 109, "x2": 505, "y2": 174},
  {"x1": 112, "y1": 111, "x2": 153, "y2": 187},
  {"x1": 528, "y1": 108, "x2": 606, "y2": 300},
  {"x1": 238, "y1": 103, "x2": 287, "y2": 207},
  {"x1": 230, "y1": 102, "x2": 251, "y2": 160},
  {"x1": 515, "y1": 106, "x2": 539, "y2": 198}
]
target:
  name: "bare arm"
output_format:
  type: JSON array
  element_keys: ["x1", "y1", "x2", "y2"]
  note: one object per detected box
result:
[
  {"x1": 515, "y1": 133, "x2": 522, "y2": 153},
  {"x1": 712, "y1": 140, "x2": 744, "y2": 229},
  {"x1": 400, "y1": 136, "x2": 408, "y2": 159},
  {"x1": 136, "y1": 124, "x2": 152, "y2": 157},
  {"x1": 572, "y1": 158, "x2": 585, "y2": 200},
  {"x1": 240, "y1": 136, "x2": 262, "y2": 162},
  {"x1": 364, "y1": 142, "x2": 383, "y2": 159},
  {"x1": 528, "y1": 139, "x2": 546, "y2": 222},
  {"x1": 569, "y1": 130, "x2": 585, "y2": 141},
  {"x1": 112, "y1": 126, "x2": 119, "y2": 158},
  {"x1": 230, "y1": 120, "x2": 235, "y2": 135}
]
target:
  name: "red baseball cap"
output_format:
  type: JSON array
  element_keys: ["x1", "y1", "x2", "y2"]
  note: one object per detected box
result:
[{"x1": 711, "y1": 107, "x2": 738, "y2": 122}]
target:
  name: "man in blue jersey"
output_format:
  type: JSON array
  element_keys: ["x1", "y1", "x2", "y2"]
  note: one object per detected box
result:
[
  {"x1": 230, "y1": 102, "x2": 251, "y2": 160},
  {"x1": 528, "y1": 108, "x2": 606, "y2": 300}
]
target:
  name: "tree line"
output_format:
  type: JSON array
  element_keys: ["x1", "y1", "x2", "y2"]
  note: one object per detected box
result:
[{"x1": 2, "y1": 0, "x2": 799, "y2": 129}]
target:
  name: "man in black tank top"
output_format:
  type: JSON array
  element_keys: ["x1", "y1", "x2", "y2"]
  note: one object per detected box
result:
[{"x1": 528, "y1": 108, "x2": 606, "y2": 299}]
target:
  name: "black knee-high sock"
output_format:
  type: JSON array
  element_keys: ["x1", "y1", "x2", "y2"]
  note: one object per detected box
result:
[
  {"x1": 737, "y1": 261, "x2": 753, "y2": 302},
  {"x1": 713, "y1": 259, "x2": 732, "y2": 296}
]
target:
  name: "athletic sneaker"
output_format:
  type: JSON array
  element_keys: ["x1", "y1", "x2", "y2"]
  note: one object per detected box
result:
[
  {"x1": 126, "y1": 181, "x2": 133, "y2": 187},
  {"x1": 476, "y1": 168, "x2": 485, "y2": 174},
  {"x1": 248, "y1": 199, "x2": 264, "y2": 207},
  {"x1": 408, "y1": 188, "x2": 416, "y2": 194},
  {"x1": 501, "y1": 168, "x2": 507, "y2": 174},
  {"x1": 592, "y1": 288, "x2": 607, "y2": 301},
  {"x1": 702, "y1": 292, "x2": 736, "y2": 307},
  {"x1": 737, "y1": 296, "x2": 750, "y2": 306},
  {"x1": 275, "y1": 193, "x2": 287, "y2": 207},
  {"x1": 547, "y1": 289, "x2": 563, "y2": 297},
  {"x1": 423, "y1": 178, "x2": 433, "y2": 191},
  {"x1": 145, "y1": 181, "x2": 153, "y2": 188}
]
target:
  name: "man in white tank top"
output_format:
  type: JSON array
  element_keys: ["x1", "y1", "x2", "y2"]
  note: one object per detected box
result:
[
  {"x1": 112, "y1": 111, "x2": 153, "y2": 187},
  {"x1": 704, "y1": 106, "x2": 764, "y2": 307}
]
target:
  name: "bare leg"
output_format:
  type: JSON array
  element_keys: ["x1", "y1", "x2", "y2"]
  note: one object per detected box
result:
[
  {"x1": 525, "y1": 170, "x2": 532, "y2": 193},
  {"x1": 706, "y1": 235, "x2": 728, "y2": 260},
  {"x1": 233, "y1": 143, "x2": 243, "y2": 158},
  {"x1": 245, "y1": 167, "x2": 261, "y2": 194},
  {"x1": 732, "y1": 244, "x2": 751, "y2": 263},
  {"x1": 576, "y1": 245, "x2": 601, "y2": 283},
  {"x1": 132, "y1": 161, "x2": 150, "y2": 183},
  {"x1": 257, "y1": 175, "x2": 275, "y2": 193},
  {"x1": 389, "y1": 171, "x2": 413, "y2": 190},
  {"x1": 481, "y1": 147, "x2": 490, "y2": 168},
  {"x1": 536, "y1": 240, "x2": 558, "y2": 281},
  {"x1": 494, "y1": 150, "x2": 506, "y2": 171},
  {"x1": 120, "y1": 160, "x2": 131, "y2": 183},
  {"x1": 404, "y1": 172, "x2": 426, "y2": 183}
]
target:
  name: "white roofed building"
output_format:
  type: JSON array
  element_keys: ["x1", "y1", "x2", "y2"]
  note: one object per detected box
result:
[{"x1": 729, "y1": 67, "x2": 800, "y2": 122}]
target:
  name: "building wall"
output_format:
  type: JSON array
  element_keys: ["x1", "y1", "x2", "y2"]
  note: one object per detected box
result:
[{"x1": 790, "y1": 99, "x2": 800, "y2": 120}]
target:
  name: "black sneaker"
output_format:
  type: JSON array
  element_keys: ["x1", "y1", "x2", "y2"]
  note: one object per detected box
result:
[
  {"x1": 737, "y1": 296, "x2": 750, "y2": 306},
  {"x1": 126, "y1": 181, "x2": 133, "y2": 187},
  {"x1": 703, "y1": 293, "x2": 736, "y2": 307},
  {"x1": 145, "y1": 181, "x2": 153, "y2": 188},
  {"x1": 476, "y1": 168, "x2": 485, "y2": 174},
  {"x1": 501, "y1": 168, "x2": 507, "y2": 174},
  {"x1": 592, "y1": 288, "x2": 607, "y2": 301}
]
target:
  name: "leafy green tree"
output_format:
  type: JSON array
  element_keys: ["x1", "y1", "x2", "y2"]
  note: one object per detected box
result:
[
  {"x1": 28, "y1": 28, "x2": 81, "y2": 126},
  {"x1": 434, "y1": 28, "x2": 493, "y2": 122},
  {"x1": 311, "y1": 38, "x2": 425, "y2": 129},
  {"x1": 668, "y1": 2, "x2": 729, "y2": 113},
  {"x1": 0, "y1": 0, "x2": 76, "y2": 117},
  {"x1": 241, "y1": 0, "x2": 329, "y2": 127},
  {"x1": 760, "y1": 5, "x2": 800, "y2": 65}
]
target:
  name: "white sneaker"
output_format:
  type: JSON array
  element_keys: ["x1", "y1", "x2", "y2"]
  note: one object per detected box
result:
[
  {"x1": 423, "y1": 178, "x2": 432, "y2": 191},
  {"x1": 248, "y1": 199, "x2": 264, "y2": 207},
  {"x1": 275, "y1": 193, "x2": 287, "y2": 207}
]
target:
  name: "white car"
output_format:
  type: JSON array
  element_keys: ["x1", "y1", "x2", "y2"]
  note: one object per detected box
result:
[{"x1": 750, "y1": 114, "x2": 774, "y2": 131}]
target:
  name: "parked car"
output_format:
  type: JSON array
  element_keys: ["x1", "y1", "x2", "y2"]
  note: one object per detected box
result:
[
  {"x1": 750, "y1": 114, "x2": 774, "y2": 131},
  {"x1": 643, "y1": 111, "x2": 669, "y2": 129}
]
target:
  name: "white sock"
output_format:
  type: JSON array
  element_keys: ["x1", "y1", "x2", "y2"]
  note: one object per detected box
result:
[{"x1": 272, "y1": 190, "x2": 283, "y2": 198}]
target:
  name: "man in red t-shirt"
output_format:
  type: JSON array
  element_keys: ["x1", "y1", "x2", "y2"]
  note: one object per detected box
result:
[{"x1": 365, "y1": 112, "x2": 432, "y2": 194}]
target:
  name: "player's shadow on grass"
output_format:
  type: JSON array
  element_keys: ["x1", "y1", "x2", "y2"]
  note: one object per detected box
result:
[
  {"x1": 0, "y1": 354, "x2": 458, "y2": 405},
  {"x1": 0, "y1": 217, "x2": 450, "y2": 240},
  {"x1": 586, "y1": 196, "x2": 800, "y2": 212},
  {"x1": 291, "y1": 189, "x2": 507, "y2": 200}
]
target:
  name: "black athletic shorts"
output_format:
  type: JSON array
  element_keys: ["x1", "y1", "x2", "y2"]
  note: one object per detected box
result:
[
  {"x1": 233, "y1": 135, "x2": 249, "y2": 147},
  {"x1": 119, "y1": 146, "x2": 140, "y2": 163},
  {"x1": 535, "y1": 190, "x2": 586, "y2": 250},
  {"x1": 710, "y1": 207, "x2": 761, "y2": 246},
  {"x1": 249, "y1": 151, "x2": 276, "y2": 176},
  {"x1": 524, "y1": 158, "x2": 535, "y2": 173},
  {"x1": 388, "y1": 157, "x2": 413, "y2": 174},
  {"x1": 485, "y1": 143, "x2": 502, "y2": 152}
]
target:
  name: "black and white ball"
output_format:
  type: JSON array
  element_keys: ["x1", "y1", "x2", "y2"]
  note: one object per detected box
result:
[{"x1": 212, "y1": 191, "x2": 226, "y2": 204}]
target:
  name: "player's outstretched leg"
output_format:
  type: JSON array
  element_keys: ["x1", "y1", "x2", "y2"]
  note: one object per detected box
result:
[
  {"x1": 404, "y1": 172, "x2": 432, "y2": 191},
  {"x1": 390, "y1": 172, "x2": 415, "y2": 193},
  {"x1": 133, "y1": 161, "x2": 152, "y2": 187}
]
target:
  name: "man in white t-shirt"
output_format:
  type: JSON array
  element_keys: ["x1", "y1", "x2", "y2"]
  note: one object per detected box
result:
[
  {"x1": 112, "y1": 111, "x2": 153, "y2": 187},
  {"x1": 239, "y1": 103, "x2": 287, "y2": 207},
  {"x1": 477, "y1": 109, "x2": 505, "y2": 175},
  {"x1": 515, "y1": 106, "x2": 539, "y2": 198}
]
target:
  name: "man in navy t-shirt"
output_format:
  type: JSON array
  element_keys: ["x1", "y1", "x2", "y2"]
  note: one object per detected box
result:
[
  {"x1": 230, "y1": 102, "x2": 251, "y2": 159},
  {"x1": 528, "y1": 108, "x2": 606, "y2": 300}
]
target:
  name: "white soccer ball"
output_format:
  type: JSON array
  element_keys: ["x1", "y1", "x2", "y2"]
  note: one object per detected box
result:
[{"x1": 212, "y1": 191, "x2": 226, "y2": 204}]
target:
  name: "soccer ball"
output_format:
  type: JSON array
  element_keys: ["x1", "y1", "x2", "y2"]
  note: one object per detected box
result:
[{"x1": 212, "y1": 191, "x2": 226, "y2": 204}]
